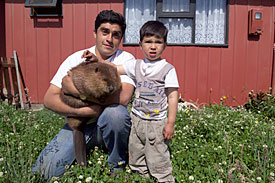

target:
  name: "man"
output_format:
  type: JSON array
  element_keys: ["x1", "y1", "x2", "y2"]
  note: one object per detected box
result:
[{"x1": 32, "y1": 10, "x2": 135, "y2": 180}]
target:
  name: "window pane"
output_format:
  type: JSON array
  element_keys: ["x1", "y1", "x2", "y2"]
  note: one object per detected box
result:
[
  {"x1": 195, "y1": 0, "x2": 226, "y2": 44},
  {"x1": 163, "y1": 0, "x2": 190, "y2": 12},
  {"x1": 125, "y1": 0, "x2": 156, "y2": 43},
  {"x1": 160, "y1": 18, "x2": 192, "y2": 43}
]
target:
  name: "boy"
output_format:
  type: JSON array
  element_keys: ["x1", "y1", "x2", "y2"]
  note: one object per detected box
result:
[{"x1": 118, "y1": 20, "x2": 179, "y2": 183}]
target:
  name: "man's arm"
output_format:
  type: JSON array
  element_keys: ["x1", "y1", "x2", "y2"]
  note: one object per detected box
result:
[
  {"x1": 44, "y1": 84, "x2": 103, "y2": 117},
  {"x1": 163, "y1": 87, "x2": 178, "y2": 140}
]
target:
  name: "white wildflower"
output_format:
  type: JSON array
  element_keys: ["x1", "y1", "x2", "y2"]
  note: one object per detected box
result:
[
  {"x1": 256, "y1": 177, "x2": 262, "y2": 181},
  {"x1": 86, "y1": 177, "x2": 92, "y2": 182},
  {"x1": 270, "y1": 172, "x2": 275, "y2": 177},
  {"x1": 0, "y1": 172, "x2": 3, "y2": 177},
  {"x1": 189, "y1": 176, "x2": 194, "y2": 180},
  {"x1": 214, "y1": 148, "x2": 218, "y2": 151},
  {"x1": 263, "y1": 144, "x2": 268, "y2": 148},
  {"x1": 201, "y1": 154, "x2": 204, "y2": 158},
  {"x1": 218, "y1": 146, "x2": 222, "y2": 149},
  {"x1": 78, "y1": 175, "x2": 84, "y2": 179},
  {"x1": 97, "y1": 160, "x2": 102, "y2": 165},
  {"x1": 0, "y1": 158, "x2": 3, "y2": 162},
  {"x1": 53, "y1": 181, "x2": 58, "y2": 183},
  {"x1": 217, "y1": 179, "x2": 223, "y2": 183}
]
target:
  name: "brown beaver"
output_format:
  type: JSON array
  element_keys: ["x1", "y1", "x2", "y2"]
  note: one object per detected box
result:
[{"x1": 60, "y1": 60, "x2": 121, "y2": 167}]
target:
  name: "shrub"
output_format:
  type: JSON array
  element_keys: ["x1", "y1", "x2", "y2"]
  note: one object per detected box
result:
[{"x1": 244, "y1": 90, "x2": 275, "y2": 120}]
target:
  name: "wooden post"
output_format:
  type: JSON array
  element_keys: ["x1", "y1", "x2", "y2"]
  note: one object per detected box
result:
[
  {"x1": 1, "y1": 57, "x2": 13, "y2": 103},
  {"x1": 13, "y1": 50, "x2": 24, "y2": 109},
  {"x1": 0, "y1": 57, "x2": 4, "y2": 100},
  {"x1": 0, "y1": 53, "x2": 31, "y2": 109},
  {"x1": 10, "y1": 57, "x2": 20, "y2": 109}
]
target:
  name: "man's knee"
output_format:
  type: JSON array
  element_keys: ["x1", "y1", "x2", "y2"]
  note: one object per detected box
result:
[{"x1": 98, "y1": 104, "x2": 131, "y2": 131}]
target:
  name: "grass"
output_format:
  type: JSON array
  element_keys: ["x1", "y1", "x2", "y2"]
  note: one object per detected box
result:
[{"x1": 0, "y1": 92, "x2": 274, "y2": 183}]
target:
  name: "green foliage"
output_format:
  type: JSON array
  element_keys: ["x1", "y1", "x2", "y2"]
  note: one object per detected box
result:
[
  {"x1": 0, "y1": 94, "x2": 274, "y2": 182},
  {"x1": 174, "y1": 104, "x2": 274, "y2": 182},
  {"x1": 0, "y1": 103, "x2": 64, "y2": 183},
  {"x1": 244, "y1": 90, "x2": 275, "y2": 120}
]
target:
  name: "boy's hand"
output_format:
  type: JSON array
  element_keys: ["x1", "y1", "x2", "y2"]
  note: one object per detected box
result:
[
  {"x1": 163, "y1": 123, "x2": 175, "y2": 140},
  {"x1": 81, "y1": 50, "x2": 98, "y2": 62}
]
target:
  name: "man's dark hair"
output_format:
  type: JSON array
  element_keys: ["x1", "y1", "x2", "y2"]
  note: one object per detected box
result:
[
  {"x1": 140, "y1": 21, "x2": 168, "y2": 42},
  {"x1": 95, "y1": 10, "x2": 126, "y2": 37}
]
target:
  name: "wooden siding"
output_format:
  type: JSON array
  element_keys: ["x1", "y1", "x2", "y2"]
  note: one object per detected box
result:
[
  {"x1": 0, "y1": 0, "x2": 5, "y2": 57},
  {"x1": 3, "y1": 0, "x2": 275, "y2": 105}
]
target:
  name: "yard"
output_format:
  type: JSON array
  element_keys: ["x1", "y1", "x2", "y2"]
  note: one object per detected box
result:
[{"x1": 0, "y1": 91, "x2": 274, "y2": 183}]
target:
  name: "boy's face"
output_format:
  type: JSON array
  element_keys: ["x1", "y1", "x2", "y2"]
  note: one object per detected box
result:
[
  {"x1": 139, "y1": 35, "x2": 166, "y2": 61},
  {"x1": 94, "y1": 23, "x2": 123, "y2": 60}
]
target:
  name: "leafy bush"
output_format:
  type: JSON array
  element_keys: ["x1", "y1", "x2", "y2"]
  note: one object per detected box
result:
[{"x1": 244, "y1": 90, "x2": 275, "y2": 120}]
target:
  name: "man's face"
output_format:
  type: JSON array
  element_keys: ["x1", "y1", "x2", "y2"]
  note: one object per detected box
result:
[{"x1": 94, "y1": 23, "x2": 123, "y2": 60}]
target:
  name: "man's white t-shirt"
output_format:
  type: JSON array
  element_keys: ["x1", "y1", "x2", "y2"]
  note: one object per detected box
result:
[{"x1": 51, "y1": 46, "x2": 136, "y2": 88}]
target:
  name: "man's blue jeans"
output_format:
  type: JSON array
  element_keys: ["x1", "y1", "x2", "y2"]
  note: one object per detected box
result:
[{"x1": 32, "y1": 104, "x2": 131, "y2": 180}]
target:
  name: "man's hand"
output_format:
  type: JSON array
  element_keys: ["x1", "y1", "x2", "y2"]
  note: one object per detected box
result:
[
  {"x1": 61, "y1": 71, "x2": 80, "y2": 97},
  {"x1": 163, "y1": 123, "x2": 175, "y2": 140},
  {"x1": 81, "y1": 50, "x2": 99, "y2": 62}
]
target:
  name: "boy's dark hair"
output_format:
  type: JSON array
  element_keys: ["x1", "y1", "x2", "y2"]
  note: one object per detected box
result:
[
  {"x1": 140, "y1": 21, "x2": 168, "y2": 42},
  {"x1": 95, "y1": 10, "x2": 126, "y2": 37}
]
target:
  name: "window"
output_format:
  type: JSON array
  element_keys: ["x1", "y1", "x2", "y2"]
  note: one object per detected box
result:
[
  {"x1": 24, "y1": 0, "x2": 62, "y2": 17},
  {"x1": 124, "y1": 0, "x2": 228, "y2": 46}
]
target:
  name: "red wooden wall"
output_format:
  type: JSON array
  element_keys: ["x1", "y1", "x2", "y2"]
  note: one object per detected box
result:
[
  {"x1": 2, "y1": 0, "x2": 275, "y2": 106},
  {"x1": 0, "y1": 0, "x2": 5, "y2": 57}
]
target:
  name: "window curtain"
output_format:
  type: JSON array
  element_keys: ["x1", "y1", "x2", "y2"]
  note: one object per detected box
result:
[
  {"x1": 161, "y1": 0, "x2": 192, "y2": 43},
  {"x1": 124, "y1": 0, "x2": 156, "y2": 44},
  {"x1": 160, "y1": 18, "x2": 193, "y2": 43},
  {"x1": 195, "y1": 0, "x2": 226, "y2": 44},
  {"x1": 124, "y1": 0, "x2": 226, "y2": 44}
]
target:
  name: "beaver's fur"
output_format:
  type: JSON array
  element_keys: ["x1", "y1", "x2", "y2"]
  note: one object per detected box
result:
[{"x1": 60, "y1": 60, "x2": 121, "y2": 166}]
